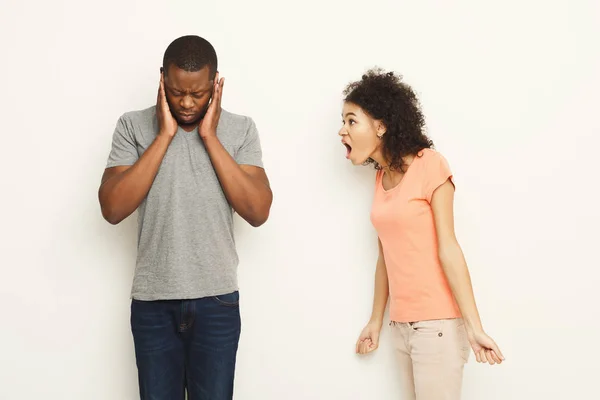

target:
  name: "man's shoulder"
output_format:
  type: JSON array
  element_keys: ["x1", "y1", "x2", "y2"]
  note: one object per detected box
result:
[
  {"x1": 219, "y1": 109, "x2": 255, "y2": 131},
  {"x1": 120, "y1": 105, "x2": 157, "y2": 124}
]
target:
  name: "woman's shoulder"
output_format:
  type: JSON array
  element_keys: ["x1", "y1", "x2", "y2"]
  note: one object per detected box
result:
[
  {"x1": 419, "y1": 147, "x2": 445, "y2": 160},
  {"x1": 417, "y1": 148, "x2": 450, "y2": 166},
  {"x1": 415, "y1": 148, "x2": 452, "y2": 180}
]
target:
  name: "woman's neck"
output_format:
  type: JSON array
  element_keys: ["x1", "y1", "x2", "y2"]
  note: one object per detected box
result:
[{"x1": 377, "y1": 154, "x2": 415, "y2": 179}]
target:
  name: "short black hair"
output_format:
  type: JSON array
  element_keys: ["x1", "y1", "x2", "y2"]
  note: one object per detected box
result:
[
  {"x1": 162, "y1": 35, "x2": 218, "y2": 77},
  {"x1": 344, "y1": 68, "x2": 433, "y2": 171}
]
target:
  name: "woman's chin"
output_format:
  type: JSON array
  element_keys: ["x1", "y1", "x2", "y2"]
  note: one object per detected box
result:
[
  {"x1": 345, "y1": 150, "x2": 368, "y2": 166},
  {"x1": 351, "y1": 156, "x2": 367, "y2": 166}
]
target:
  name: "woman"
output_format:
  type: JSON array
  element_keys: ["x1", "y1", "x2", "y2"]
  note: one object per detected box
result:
[{"x1": 340, "y1": 69, "x2": 504, "y2": 399}]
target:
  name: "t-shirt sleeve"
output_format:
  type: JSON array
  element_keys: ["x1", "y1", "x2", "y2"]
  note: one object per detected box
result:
[
  {"x1": 105, "y1": 115, "x2": 139, "y2": 168},
  {"x1": 423, "y1": 151, "x2": 454, "y2": 203},
  {"x1": 235, "y1": 117, "x2": 264, "y2": 168}
]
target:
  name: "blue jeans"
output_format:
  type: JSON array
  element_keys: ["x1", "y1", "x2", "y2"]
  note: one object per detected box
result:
[{"x1": 130, "y1": 291, "x2": 241, "y2": 400}]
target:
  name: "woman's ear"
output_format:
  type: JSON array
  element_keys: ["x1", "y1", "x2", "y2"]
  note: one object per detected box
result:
[{"x1": 376, "y1": 121, "x2": 387, "y2": 138}]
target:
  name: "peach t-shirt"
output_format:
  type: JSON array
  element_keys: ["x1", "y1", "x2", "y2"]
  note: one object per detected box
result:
[{"x1": 370, "y1": 148, "x2": 461, "y2": 323}]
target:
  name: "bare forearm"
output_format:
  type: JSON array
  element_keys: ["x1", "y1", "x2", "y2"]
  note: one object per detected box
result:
[
  {"x1": 203, "y1": 136, "x2": 272, "y2": 226},
  {"x1": 439, "y1": 244, "x2": 483, "y2": 332},
  {"x1": 370, "y1": 245, "x2": 389, "y2": 326},
  {"x1": 99, "y1": 134, "x2": 172, "y2": 224}
]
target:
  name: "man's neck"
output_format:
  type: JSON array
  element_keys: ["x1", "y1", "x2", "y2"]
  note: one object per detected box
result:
[{"x1": 179, "y1": 122, "x2": 199, "y2": 133}]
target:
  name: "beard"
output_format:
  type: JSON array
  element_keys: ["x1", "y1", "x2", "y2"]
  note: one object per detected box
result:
[{"x1": 171, "y1": 103, "x2": 210, "y2": 127}]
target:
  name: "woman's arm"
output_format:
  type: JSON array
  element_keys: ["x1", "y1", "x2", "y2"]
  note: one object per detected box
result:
[
  {"x1": 431, "y1": 179, "x2": 505, "y2": 364},
  {"x1": 356, "y1": 239, "x2": 389, "y2": 354},
  {"x1": 369, "y1": 239, "x2": 390, "y2": 326}
]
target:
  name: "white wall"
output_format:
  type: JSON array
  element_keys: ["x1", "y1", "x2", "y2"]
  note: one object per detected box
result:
[{"x1": 1, "y1": 0, "x2": 599, "y2": 399}]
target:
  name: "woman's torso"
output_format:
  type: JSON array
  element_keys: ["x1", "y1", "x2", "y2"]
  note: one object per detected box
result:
[{"x1": 370, "y1": 148, "x2": 461, "y2": 322}]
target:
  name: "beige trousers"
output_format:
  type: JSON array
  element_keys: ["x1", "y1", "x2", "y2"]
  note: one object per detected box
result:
[{"x1": 391, "y1": 318, "x2": 470, "y2": 400}]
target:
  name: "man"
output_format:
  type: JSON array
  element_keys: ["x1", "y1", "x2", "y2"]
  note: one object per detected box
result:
[{"x1": 98, "y1": 35, "x2": 272, "y2": 400}]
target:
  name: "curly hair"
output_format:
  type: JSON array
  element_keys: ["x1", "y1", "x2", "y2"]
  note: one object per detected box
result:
[{"x1": 343, "y1": 68, "x2": 433, "y2": 171}]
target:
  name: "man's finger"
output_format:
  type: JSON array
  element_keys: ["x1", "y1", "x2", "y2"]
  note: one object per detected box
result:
[
  {"x1": 217, "y1": 78, "x2": 224, "y2": 108},
  {"x1": 211, "y1": 78, "x2": 219, "y2": 103},
  {"x1": 160, "y1": 81, "x2": 166, "y2": 101},
  {"x1": 157, "y1": 76, "x2": 161, "y2": 106}
]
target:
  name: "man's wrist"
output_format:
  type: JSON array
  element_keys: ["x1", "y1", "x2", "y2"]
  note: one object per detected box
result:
[
  {"x1": 200, "y1": 131, "x2": 218, "y2": 141},
  {"x1": 200, "y1": 135, "x2": 223, "y2": 161},
  {"x1": 155, "y1": 132, "x2": 174, "y2": 146}
]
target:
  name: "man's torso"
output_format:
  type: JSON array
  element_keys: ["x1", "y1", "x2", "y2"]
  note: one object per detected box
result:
[{"x1": 109, "y1": 106, "x2": 261, "y2": 300}]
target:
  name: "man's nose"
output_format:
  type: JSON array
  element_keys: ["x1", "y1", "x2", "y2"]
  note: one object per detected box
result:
[{"x1": 181, "y1": 95, "x2": 194, "y2": 109}]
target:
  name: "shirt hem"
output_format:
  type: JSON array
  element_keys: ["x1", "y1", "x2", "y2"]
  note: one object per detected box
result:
[
  {"x1": 390, "y1": 310, "x2": 462, "y2": 323},
  {"x1": 130, "y1": 286, "x2": 239, "y2": 301}
]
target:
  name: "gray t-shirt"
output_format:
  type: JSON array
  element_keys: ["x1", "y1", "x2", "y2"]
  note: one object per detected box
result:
[{"x1": 105, "y1": 106, "x2": 263, "y2": 300}]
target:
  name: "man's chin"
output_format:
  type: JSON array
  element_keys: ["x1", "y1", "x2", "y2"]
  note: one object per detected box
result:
[
  {"x1": 176, "y1": 114, "x2": 199, "y2": 125},
  {"x1": 176, "y1": 110, "x2": 208, "y2": 127}
]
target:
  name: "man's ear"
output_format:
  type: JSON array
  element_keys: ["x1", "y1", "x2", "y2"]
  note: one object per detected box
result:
[{"x1": 160, "y1": 67, "x2": 164, "y2": 74}]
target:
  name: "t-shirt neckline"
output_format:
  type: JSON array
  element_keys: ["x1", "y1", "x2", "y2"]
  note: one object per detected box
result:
[{"x1": 380, "y1": 150, "x2": 424, "y2": 194}]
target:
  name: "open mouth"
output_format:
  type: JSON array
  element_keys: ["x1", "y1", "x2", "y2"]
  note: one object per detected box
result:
[{"x1": 343, "y1": 143, "x2": 352, "y2": 159}]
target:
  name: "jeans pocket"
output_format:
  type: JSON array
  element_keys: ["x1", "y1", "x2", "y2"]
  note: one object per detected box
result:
[
  {"x1": 212, "y1": 291, "x2": 240, "y2": 307},
  {"x1": 410, "y1": 320, "x2": 443, "y2": 335}
]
